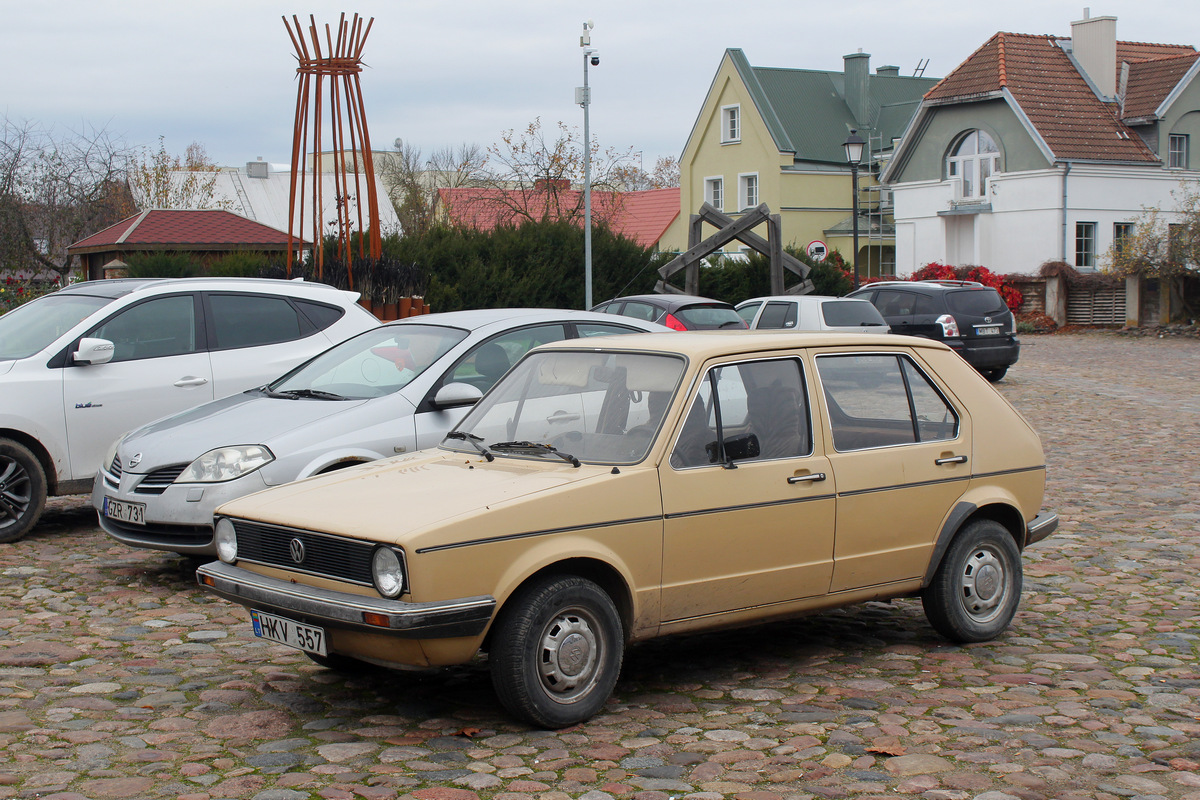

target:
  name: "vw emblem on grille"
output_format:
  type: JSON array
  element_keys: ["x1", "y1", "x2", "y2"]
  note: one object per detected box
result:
[
  {"x1": 127, "y1": 453, "x2": 142, "y2": 468},
  {"x1": 289, "y1": 538, "x2": 306, "y2": 564}
]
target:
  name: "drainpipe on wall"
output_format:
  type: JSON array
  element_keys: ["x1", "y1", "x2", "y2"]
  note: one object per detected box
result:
[{"x1": 1061, "y1": 162, "x2": 1072, "y2": 262}]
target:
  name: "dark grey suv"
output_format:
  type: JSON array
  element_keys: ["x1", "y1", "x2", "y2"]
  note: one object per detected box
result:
[{"x1": 847, "y1": 280, "x2": 1019, "y2": 381}]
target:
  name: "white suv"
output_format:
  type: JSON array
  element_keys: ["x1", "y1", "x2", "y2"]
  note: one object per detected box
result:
[{"x1": 0, "y1": 277, "x2": 378, "y2": 542}]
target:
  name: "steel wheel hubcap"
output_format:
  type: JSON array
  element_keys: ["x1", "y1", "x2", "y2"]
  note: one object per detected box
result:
[
  {"x1": 960, "y1": 547, "x2": 1007, "y2": 622},
  {"x1": 0, "y1": 456, "x2": 32, "y2": 528},
  {"x1": 537, "y1": 607, "x2": 601, "y2": 702}
]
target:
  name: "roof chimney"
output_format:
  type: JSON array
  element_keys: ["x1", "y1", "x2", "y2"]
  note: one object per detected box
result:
[
  {"x1": 876, "y1": 65, "x2": 900, "y2": 77},
  {"x1": 1071, "y1": 11, "x2": 1117, "y2": 98},
  {"x1": 843, "y1": 50, "x2": 871, "y2": 128}
]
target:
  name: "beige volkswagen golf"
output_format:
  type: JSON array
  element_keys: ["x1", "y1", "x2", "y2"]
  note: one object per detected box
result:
[{"x1": 198, "y1": 331, "x2": 1056, "y2": 728}]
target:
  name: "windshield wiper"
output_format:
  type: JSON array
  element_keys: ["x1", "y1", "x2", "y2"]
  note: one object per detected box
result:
[
  {"x1": 275, "y1": 388, "x2": 346, "y2": 401},
  {"x1": 491, "y1": 440, "x2": 581, "y2": 467},
  {"x1": 445, "y1": 431, "x2": 494, "y2": 462}
]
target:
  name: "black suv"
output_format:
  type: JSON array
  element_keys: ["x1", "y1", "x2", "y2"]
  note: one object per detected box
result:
[{"x1": 847, "y1": 280, "x2": 1019, "y2": 381}]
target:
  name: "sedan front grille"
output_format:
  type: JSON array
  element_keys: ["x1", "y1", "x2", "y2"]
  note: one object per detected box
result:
[
  {"x1": 231, "y1": 519, "x2": 376, "y2": 586},
  {"x1": 134, "y1": 465, "x2": 188, "y2": 494}
]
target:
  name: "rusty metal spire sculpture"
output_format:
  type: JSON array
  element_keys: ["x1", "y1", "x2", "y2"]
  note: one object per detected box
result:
[{"x1": 283, "y1": 13, "x2": 382, "y2": 287}]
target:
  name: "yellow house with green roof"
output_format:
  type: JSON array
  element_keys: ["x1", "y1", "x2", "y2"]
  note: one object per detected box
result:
[{"x1": 663, "y1": 48, "x2": 938, "y2": 279}]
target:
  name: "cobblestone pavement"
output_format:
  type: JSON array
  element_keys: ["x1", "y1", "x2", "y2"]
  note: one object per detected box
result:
[{"x1": 1, "y1": 333, "x2": 1198, "y2": 800}]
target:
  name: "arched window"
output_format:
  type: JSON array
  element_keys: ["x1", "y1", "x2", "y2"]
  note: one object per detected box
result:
[{"x1": 947, "y1": 130, "x2": 1000, "y2": 200}]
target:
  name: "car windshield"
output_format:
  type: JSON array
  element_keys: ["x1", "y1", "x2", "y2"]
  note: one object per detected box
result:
[
  {"x1": 447, "y1": 350, "x2": 686, "y2": 465},
  {"x1": 269, "y1": 324, "x2": 468, "y2": 400},
  {"x1": 674, "y1": 304, "x2": 746, "y2": 329},
  {"x1": 0, "y1": 292, "x2": 112, "y2": 361},
  {"x1": 821, "y1": 300, "x2": 888, "y2": 327},
  {"x1": 946, "y1": 289, "x2": 1007, "y2": 316}
]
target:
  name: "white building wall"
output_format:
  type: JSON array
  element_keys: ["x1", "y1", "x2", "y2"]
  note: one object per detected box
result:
[{"x1": 890, "y1": 164, "x2": 1190, "y2": 277}]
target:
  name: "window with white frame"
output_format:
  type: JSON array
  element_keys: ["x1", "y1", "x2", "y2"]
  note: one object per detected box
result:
[
  {"x1": 1075, "y1": 222, "x2": 1097, "y2": 268},
  {"x1": 721, "y1": 105, "x2": 740, "y2": 143},
  {"x1": 1114, "y1": 222, "x2": 1135, "y2": 254},
  {"x1": 1169, "y1": 134, "x2": 1189, "y2": 169},
  {"x1": 705, "y1": 177, "x2": 724, "y2": 210},
  {"x1": 946, "y1": 130, "x2": 1001, "y2": 200},
  {"x1": 739, "y1": 173, "x2": 759, "y2": 209}
]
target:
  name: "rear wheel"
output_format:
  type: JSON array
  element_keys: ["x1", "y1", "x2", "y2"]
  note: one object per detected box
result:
[
  {"x1": 981, "y1": 366, "x2": 1008, "y2": 382},
  {"x1": 0, "y1": 439, "x2": 47, "y2": 544},
  {"x1": 923, "y1": 519, "x2": 1022, "y2": 642},
  {"x1": 490, "y1": 575, "x2": 623, "y2": 729}
]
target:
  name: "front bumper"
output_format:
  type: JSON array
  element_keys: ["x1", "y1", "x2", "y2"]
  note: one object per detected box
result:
[{"x1": 196, "y1": 560, "x2": 496, "y2": 639}]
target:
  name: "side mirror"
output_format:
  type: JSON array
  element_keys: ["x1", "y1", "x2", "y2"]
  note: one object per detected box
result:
[
  {"x1": 73, "y1": 337, "x2": 116, "y2": 366},
  {"x1": 432, "y1": 382, "x2": 483, "y2": 409}
]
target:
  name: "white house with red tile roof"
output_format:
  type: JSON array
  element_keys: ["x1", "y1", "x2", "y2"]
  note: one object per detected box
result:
[{"x1": 881, "y1": 12, "x2": 1200, "y2": 290}]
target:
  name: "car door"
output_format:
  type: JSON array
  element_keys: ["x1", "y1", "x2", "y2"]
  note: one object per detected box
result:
[
  {"x1": 658, "y1": 356, "x2": 835, "y2": 625},
  {"x1": 203, "y1": 292, "x2": 334, "y2": 398},
  {"x1": 813, "y1": 350, "x2": 971, "y2": 592},
  {"x1": 62, "y1": 293, "x2": 213, "y2": 481}
]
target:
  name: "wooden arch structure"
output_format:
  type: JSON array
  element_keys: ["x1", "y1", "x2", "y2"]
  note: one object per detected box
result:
[{"x1": 283, "y1": 13, "x2": 382, "y2": 287}]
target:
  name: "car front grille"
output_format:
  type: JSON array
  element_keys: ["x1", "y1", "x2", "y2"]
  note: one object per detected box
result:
[
  {"x1": 134, "y1": 465, "x2": 188, "y2": 494},
  {"x1": 231, "y1": 519, "x2": 376, "y2": 586}
]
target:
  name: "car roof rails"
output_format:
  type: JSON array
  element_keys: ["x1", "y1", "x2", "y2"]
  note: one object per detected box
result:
[{"x1": 916, "y1": 280, "x2": 984, "y2": 287}]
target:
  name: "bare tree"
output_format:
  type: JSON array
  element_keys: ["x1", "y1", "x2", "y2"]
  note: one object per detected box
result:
[
  {"x1": 611, "y1": 154, "x2": 681, "y2": 191},
  {"x1": 379, "y1": 140, "x2": 489, "y2": 238},
  {"x1": 0, "y1": 116, "x2": 133, "y2": 280},
  {"x1": 128, "y1": 136, "x2": 227, "y2": 210}
]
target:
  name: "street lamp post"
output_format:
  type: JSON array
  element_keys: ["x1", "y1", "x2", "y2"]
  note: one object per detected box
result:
[
  {"x1": 578, "y1": 21, "x2": 599, "y2": 309},
  {"x1": 842, "y1": 129, "x2": 865, "y2": 290}
]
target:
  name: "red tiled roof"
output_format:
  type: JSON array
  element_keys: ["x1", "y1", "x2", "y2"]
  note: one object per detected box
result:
[
  {"x1": 68, "y1": 209, "x2": 299, "y2": 252},
  {"x1": 1117, "y1": 41, "x2": 1197, "y2": 63},
  {"x1": 925, "y1": 32, "x2": 1158, "y2": 163},
  {"x1": 1122, "y1": 51, "x2": 1200, "y2": 120},
  {"x1": 438, "y1": 186, "x2": 679, "y2": 249}
]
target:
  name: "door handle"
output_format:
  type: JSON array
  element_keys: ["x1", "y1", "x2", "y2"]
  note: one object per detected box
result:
[
  {"x1": 787, "y1": 472, "x2": 826, "y2": 484},
  {"x1": 546, "y1": 411, "x2": 581, "y2": 423},
  {"x1": 935, "y1": 455, "x2": 968, "y2": 465},
  {"x1": 174, "y1": 376, "x2": 209, "y2": 388}
]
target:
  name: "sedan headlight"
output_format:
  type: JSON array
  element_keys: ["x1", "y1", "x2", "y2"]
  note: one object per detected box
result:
[
  {"x1": 177, "y1": 445, "x2": 274, "y2": 483},
  {"x1": 214, "y1": 517, "x2": 237, "y2": 563},
  {"x1": 371, "y1": 546, "x2": 407, "y2": 598}
]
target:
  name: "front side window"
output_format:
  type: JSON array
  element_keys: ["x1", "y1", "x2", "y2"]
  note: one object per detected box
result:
[
  {"x1": 1169, "y1": 134, "x2": 1189, "y2": 169},
  {"x1": 817, "y1": 353, "x2": 958, "y2": 451},
  {"x1": 671, "y1": 358, "x2": 810, "y2": 468},
  {"x1": 739, "y1": 173, "x2": 759, "y2": 209},
  {"x1": 947, "y1": 130, "x2": 1000, "y2": 200},
  {"x1": 721, "y1": 105, "x2": 740, "y2": 143},
  {"x1": 756, "y1": 301, "x2": 798, "y2": 329},
  {"x1": 705, "y1": 177, "x2": 724, "y2": 210},
  {"x1": 1076, "y1": 222, "x2": 1097, "y2": 268},
  {"x1": 445, "y1": 324, "x2": 567, "y2": 394},
  {"x1": 90, "y1": 295, "x2": 198, "y2": 362}
]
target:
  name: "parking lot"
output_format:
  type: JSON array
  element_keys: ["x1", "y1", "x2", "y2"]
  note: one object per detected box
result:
[{"x1": 1, "y1": 332, "x2": 1198, "y2": 800}]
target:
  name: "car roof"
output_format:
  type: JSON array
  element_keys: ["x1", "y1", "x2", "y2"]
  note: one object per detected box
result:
[
  {"x1": 380, "y1": 307, "x2": 669, "y2": 331},
  {"x1": 599, "y1": 294, "x2": 733, "y2": 310},
  {"x1": 853, "y1": 281, "x2": 998, "y2": 295},
  {"x1": 736, "y1": 295, "x2": 873, "y2": 307},
  {"x1": 57, "y1": 277, "x2": 353, "y2": 300},
  {"x1": 536, "y1": 329, "x2": 948, "y2": 359}
]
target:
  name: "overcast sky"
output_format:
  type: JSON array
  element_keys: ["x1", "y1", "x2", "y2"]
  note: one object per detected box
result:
[{"x1": 2, "y1": 0, "x2": 1196, "y2": 172}]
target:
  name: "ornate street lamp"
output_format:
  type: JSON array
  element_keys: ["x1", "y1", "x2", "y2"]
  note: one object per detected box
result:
[{"x1": 842, "y1": 129, "x2": 865, "y2": 290}]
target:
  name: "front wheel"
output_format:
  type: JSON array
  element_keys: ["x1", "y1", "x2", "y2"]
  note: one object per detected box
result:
[
  {"x1": 490, "y1": 575, "x2": 624, "y2": 729},
  {"x1": 0, "y1": 439, "x2": 47, "y2": 544},
  {"x1": 923, "y1": 519, "x2": 1022, "y2": 643}
]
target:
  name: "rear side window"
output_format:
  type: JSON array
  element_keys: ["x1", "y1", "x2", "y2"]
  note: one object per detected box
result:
[
  {"x1": 817, "y1": 354, "x2": 958, "y2": 451},
  {"x1": 946, "y1": 289, "x2": 1007, "y2": 316},
  {"x1": 209, "y1": 294, "x2": 304, "y2": 349},
  {"x1": 736, "y1": 301, "x2": 762, "y2": 325},
  {"x1": 821, "y1": 300, "x2": 886, "y2": 327},
  {"x1": 619, "y1": 302, "x2": 659, "y2": 321},
  {"x1": 674, "y1": 304, "x2": 744, "y2": 329},
  {"x1": 294, "y1": 299, "x2": 345, "y2": 332},
  {"x1": 756, "y1": 301, "x2": 798, "y2": 329},
  {"x1": 873, "y1": 290, "x2": 917, "y2": 317}
]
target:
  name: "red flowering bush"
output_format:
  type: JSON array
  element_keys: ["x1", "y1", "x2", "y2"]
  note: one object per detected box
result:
[
  {"x1": 0, "y1": 274, "x2": 62, "y2": 314},
  {"x1": 909, "y1": 263, "x2": 1023, "y2": 312}
]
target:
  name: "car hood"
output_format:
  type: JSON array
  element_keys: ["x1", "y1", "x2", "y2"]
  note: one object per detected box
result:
[
  {"x1": 215, "y1": 449, "x2": 660, "y2": 550},
  {"x1": 119, "y1": 391, "x2": 370, "y2": 469}
]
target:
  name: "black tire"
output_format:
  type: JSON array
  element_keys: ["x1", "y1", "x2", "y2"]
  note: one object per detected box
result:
[
  {"x1": 0, "y1": 439, "x2": 47, "y2": 544},
  {"x1": 923, "y1": 519, "x2": 1022, "y2": 643},
  {"x1": 982, "y1": 366, "x2": 1008, "y2": 382},
  {"x1": 305, "y1": 651, "x2": 376, "y2": 673},
  {"x1": 490, "y1": 575, "x2": 624, "y2": 729}
]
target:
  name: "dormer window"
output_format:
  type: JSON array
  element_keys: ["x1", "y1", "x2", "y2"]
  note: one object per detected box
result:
[
  {"x1": 947, "y1": 130, "x2": 1000, "y2": 200},
  {"x1": 721, "y1": 105, "x2": 741, "y2": 143}
]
